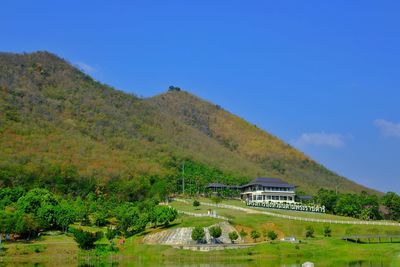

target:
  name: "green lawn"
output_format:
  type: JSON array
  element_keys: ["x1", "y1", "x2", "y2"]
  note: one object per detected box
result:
[
  {"x1": 118, "y1": 236, "x2": 400, "y2": 266},
  {"x1": 187, "y1": 197, "x2": 400, "y2": 223},
  {"x1": 169, "y1": 198, "x2": 400, "y2": 240},
  {"x1": 2, "y1": 199, "x2": 400, "y2": 266}
]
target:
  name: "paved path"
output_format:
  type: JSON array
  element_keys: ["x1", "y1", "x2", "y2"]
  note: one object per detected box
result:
[{"x1": 173, "y1": 198, "x2": 400, "y2": 227}]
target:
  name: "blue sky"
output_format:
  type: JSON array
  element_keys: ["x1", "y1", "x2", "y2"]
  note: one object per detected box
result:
[{"x1": 2, "y1": 1, "x2": 400, "y2": 193}]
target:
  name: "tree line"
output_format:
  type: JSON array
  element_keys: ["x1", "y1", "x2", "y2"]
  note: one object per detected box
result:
[
  {"x1": 315, "y1": 189, "x2": 400, "y2": 221},
  {"x1": 0, "y1": 187, "x2": 177, "y2": 249}
]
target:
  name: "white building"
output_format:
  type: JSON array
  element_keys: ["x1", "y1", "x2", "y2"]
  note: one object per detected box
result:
[{"x1": 240, "y1": 177, "x2": 296, "y2": 203}]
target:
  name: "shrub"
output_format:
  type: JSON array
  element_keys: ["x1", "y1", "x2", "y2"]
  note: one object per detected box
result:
[
  {"x1": 211, "y1": 196, "x2": 223, "y2": 205},
  {"x1": 251, "y1": 230, "x2": 260, "y2": 243},
  {"x1": 239, "y1": 229, "x2": 247, "y2": 239},
  {"x1": 323, "y1": 225, "x2": 332, "y2": 237},
  {"x1": 305, "y1": 226, "x2": 314, "y2": 238},
  {"x1": 70, "y1": 228, "x2": 102, "y2": 250},
  {"x1": 191, "y1": 226, "x2": 205, "y2": 244},
  {"x1": 105, "y1": 226, "x2": 118, "y2": 241},
  {"x1": 209, "y1": 226, "x2": 222, "y2": 243},
  {"x1": 193, "y1": 200, "x2": 200, "y2": 207},
  {"x1": 228, "y1": 231, "x2": 239, "y2": 244},
  {"x1": 267, "y1": 231, "x2": 278, "y2": 241}
]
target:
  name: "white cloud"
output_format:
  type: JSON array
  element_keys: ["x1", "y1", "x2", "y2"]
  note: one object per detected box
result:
[
  {"x1": 293, "y1": 132, "x2": 346, "y2": 148},
  {"x1": 374, "y1": 119, "x2": 400, "y2": 138},
  {"x1": 75, "y1": 62, "x2": 96, "y2": 74}
]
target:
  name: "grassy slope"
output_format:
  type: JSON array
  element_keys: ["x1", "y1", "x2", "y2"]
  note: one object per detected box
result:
[{"x1": 169, "y1": 199, "x2": 400, "y2": 240}]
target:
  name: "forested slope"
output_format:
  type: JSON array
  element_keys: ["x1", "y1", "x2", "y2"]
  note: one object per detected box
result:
[{"x1": 0, "y1": 51, "x2": 376, "y2": 198}]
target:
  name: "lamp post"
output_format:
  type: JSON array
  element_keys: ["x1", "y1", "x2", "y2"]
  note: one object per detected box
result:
[{"x1": 181, "y1": 162, "x2": 185, "y2": 195}]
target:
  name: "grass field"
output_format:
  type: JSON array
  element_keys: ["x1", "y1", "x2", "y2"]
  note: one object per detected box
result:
[
  {"x1": 169, "y1": 198, "x2": 400, "y2": 240},
  {"x1": 1, "y1": 198, "x2": 400, "y2": 266}
]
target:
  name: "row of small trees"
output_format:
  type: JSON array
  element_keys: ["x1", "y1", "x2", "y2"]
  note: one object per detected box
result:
[
  {"x1": 191, "y1": 226, "x2": 279, "y2": 244},
  {"x1": 190, "y1": 225, "x2": 333, "y2": 245}
]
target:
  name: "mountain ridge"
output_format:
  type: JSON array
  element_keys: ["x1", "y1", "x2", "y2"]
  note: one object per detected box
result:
[{"x1": 0, "y1": 51, "x2": 378, "y2": 196}]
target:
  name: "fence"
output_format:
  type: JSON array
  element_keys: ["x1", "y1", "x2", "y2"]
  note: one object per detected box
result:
[{"x1": 172, "y1": 198, "x2": 400, "y2": 227}]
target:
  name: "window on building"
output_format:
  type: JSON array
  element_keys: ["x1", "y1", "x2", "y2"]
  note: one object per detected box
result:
[{"x1": 257, "y1": 195, "x2": 263, "y2": 200}]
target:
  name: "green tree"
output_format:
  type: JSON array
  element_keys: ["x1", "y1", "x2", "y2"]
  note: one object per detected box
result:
[
  {"x1": 239, "y1": 229, "x2": 247, "y2": 240},
  {"x1": 228, "y1": 231, "x2": 239, "y2": 244},
  {"x1": 70, "y1": 228, "x2": 102, "y2": 250},
  {"x1": 191, "y1": 226, "x2": 205, "y2": 244},
  {"x1": 323, "y1": 225, "x2": 332, "y2": 237},
  {"x1": 267, "y1": 231, "x2": 278, "y2": 241},
  {"x1": 193, "y1": 200, "x2": 200, "y2": 207},
  {"x1": 37, "y1": 204, "x2": 57, "y2": 229},
  {"x1": 0, "y1": 211, "x2": 15, "y2": 234},
  {"x1": 211, "y1": 196, "x2": 223, "y2": 206},
  {"x1": 250, "y1": 230, "x2": 260, "y2": 243},
  {"x1": 93, "y1": 210, "x2": 108, "y2": 227},
  {"x1": 106, "y1": 226, "x2": 118, "y2": 241},
  {"x1": 315, "y1": 189, "x2": 338, "y2": 213},
  {"x1": 0, "y1": 187, "x2": 25, "y2": 209},
  {"x1": 334, "y1": 194, "x2": 361, "y2": 218},
  {"x1": 382, "y1": 192, "x2": 400, "y2": 220},
  {"x1": 151, "y1": 206, "x2": 178, "y2": 227},
  {"x1": 15, "y1": 213, "x2": 40, "y2": 239},
  {"x1": 16, "y1": 188, "x2": 58, "y2": 215},
  {"x1": 116, "y1": 203, "x2": 149, "y2": 236},
  {"x1": 209, "y1": 226, "x2": 222, "y2": 243},
  {"x1": 305, "y1": 226, "x2": 314, "y2": 238},
  {"x1": 55, "y1": 201, "x2": 77, "y2": 232},
  {"x1": 117, "y1": 203, "x2": 140, "y2": 233}
]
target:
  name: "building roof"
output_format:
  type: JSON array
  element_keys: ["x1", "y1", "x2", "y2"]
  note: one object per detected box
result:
[
  {"x1": 297, "y1": 195, "x2": 313, "y2": 200},
  {"x1": 242, "y1": 177, "x2": 295, "y2": 188},
  {"x1": 206, "y1": 183, "x2": 227, "y2": 188}
]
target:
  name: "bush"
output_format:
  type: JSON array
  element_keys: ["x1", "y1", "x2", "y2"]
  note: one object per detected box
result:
[
  {"x1": 305, "y1": 226, "x2": 314, "y2": 238},
  {"x1": 323, "y1": 225, "x2": 332, "y2": 237},
  {"x1": 251, "y1": 230, "x2": 260, "y2": 243},
  {"x1": 70, "y1": 228, "x2": 102, "y2": 250},
  {"x1": 228, "y1": 231, "x2": 239, "y2": 244},
  {"x1": 193, "y1": 200, "x2": 200, "y2": 207},
  {"x1": 267, "y1": 231, "x2": 278, "y2": 241},
  {"x1": 105, "y1": 226, "x2": 118, "y2": 241},
  {"x1": 209, "y1": 226, "x2": 222, "y2": 243},
  {"x1": 191, "y1": 226, "x2": 205, "y2": 244},
  {"x1": 239, "y1": 229, "x2": 247, "y2": 239}
]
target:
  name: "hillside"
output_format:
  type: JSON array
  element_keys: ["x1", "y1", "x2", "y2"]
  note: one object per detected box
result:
[
  {"x1": 148, "y1": 91, "x2": 376, "y2": 194},
  {"x1": 0, "y1": 51, "x2": 376, "y2": 197}
]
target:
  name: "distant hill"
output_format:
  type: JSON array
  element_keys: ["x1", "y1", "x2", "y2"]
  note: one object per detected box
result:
[{"x1": 0, "y1": 51, "x2": 377, "y2": 197}]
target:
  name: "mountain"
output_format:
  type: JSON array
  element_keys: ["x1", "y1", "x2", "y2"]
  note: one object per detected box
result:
[{"x1": 0, "y1": 51, "x2": 377, "y2": 197}]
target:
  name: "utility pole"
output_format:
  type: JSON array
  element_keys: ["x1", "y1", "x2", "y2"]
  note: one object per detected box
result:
[
  {"x1": 182, "y1": 162, "x2": 185, "y2": 195},
  {"x1": 335, "y1": 181, "x2": 341, "y2": 195}
]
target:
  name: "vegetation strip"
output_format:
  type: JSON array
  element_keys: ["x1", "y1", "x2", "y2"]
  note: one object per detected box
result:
[{"x1": 174, "y1": 199, "x2": 400, "y2": 226}]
